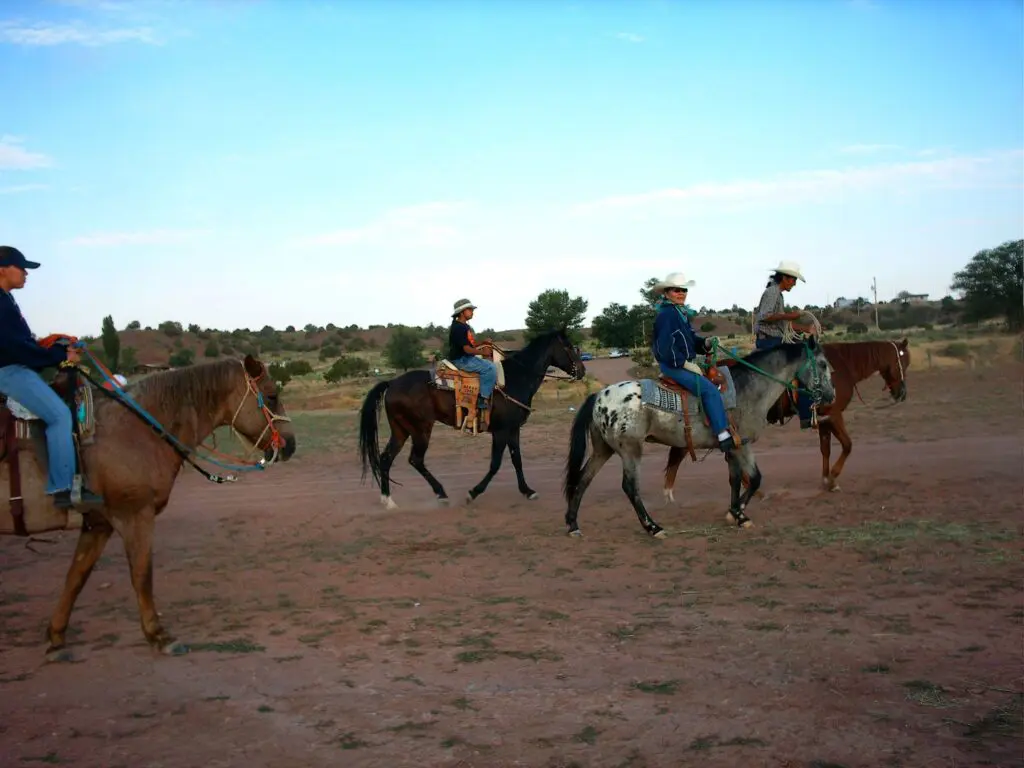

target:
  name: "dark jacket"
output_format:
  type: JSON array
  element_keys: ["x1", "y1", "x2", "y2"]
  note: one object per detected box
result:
[
  {"x1": 652, "y1": 302, "x2": 709, "y2": 368},
  {"x1": 0, "y1": 290, "x2": 68, "y2": 370},
  {"x1": 447, "y1": 320, "x2": 475, "y2": 360}
]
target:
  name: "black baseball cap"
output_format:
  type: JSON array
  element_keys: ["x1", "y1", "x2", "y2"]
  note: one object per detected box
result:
[{"x1": 0, "y1": 246, "x2": 40, "y2": 270}]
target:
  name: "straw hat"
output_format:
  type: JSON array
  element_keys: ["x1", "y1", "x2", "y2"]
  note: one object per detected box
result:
[
  {"x1": 771, "y1": 260, "x2": 806, "y2": 282},
  {"x1": 651, "y1": 272, "x2": 696, "y2": 293}
]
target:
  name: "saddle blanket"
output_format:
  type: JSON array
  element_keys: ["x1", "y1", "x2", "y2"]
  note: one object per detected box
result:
[{"x1": 639, "y1": 366, "x2": 737, "y2": 416}]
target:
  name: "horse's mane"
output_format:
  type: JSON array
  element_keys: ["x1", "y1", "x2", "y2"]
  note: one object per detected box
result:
[
  {"x1": 739, "y1": 342, "x2": 809, "y2": 372},
  {"x1": 822, "y1": 340, "x2": 897, "y2": 381},
  {"x1": 125, "y1": 358, "x2": 243, "y2": 417}
]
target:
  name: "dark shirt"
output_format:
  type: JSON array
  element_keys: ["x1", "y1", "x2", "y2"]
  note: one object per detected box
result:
[
  {"x1": 0, "y1": 290, "x2": 67, "y2": 370},
  {"x1": 447, "y1": 320, "x2": 476, "y2": 360},
  {"x1": 651, "y1": 303, "x2": 709, "y2": 368}
]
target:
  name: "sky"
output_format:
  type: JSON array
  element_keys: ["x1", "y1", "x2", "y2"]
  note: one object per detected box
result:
[{"x1": 1, "y1": 0, "x2": 1021, "y2": 336}]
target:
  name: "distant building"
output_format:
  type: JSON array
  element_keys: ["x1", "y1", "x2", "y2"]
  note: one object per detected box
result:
[{"x1": 899, "y1": 293, "x2": 930, "y2": 305}]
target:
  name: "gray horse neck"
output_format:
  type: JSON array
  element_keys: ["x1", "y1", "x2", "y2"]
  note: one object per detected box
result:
[{"x1": 735, "y1": 352, "x2": 807, "y2": 423}]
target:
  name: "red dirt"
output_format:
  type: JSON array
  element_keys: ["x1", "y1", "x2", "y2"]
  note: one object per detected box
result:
[{"x1": 1, "y1": 364, "x2": 1021, "y2": 767}]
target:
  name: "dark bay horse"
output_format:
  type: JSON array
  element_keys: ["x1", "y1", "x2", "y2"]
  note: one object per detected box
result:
[
  {"x1": 662, "y1": 337, "x2": 910, "y2": 495},
  {"x1": 359, "y1": 329, "x2": 585, "y2": 507},
  {"x1": 0, "y1": 354, "x2": 296, "y2": 661}
]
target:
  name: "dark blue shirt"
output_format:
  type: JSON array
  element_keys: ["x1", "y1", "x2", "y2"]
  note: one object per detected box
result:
[
  {"x1": 652, "y1": 303, "x2": 709, "y2": 368},
  {"x1": 447, "y1": 320, "x2": 475, "y2": 360},
  {"x1": 0, "y1": 290, "x2": 67, "y2": 370}
]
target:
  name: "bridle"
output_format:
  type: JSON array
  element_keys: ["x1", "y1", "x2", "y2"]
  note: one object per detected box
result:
[{"x1": 216, "y1": 361, "x2": 292, "y2": 466}]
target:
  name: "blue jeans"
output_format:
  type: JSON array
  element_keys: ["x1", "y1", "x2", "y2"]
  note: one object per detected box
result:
[
  {"x1": 755, "y1": 336, "x2": 813, "y2": 423},
  {"x1": 658, "y1": 362, "x2": 729, "y2": 435},
  {"x1": 451, "y1": 355, "x2": 497, "y2": 398},
  {"x1": 0, "y1": 365, "x2": 75, "y2": 494}
]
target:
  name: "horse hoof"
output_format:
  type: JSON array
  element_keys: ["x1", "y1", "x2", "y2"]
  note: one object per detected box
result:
[
  {"x1": 829, "y1": 483, "x2": 842, "y2": 493},
  {"x1": 437, "y1": 497, "x2": 450, "y2": 506},
  {"x1": 45, "y1": 647, "x2": 74, "y2": 663},
  {"x1": 567, "y1": 529, "x2": 583, "y2": 538},
  {"x1": 526, "y1": 492, "x2": 539, "y2": 501},
  {"x1": 161, "y1": 640, "x2": 189, "y2": 656},
  {"x1": 380, "y1": 495, "x2": 398, "y2": 510},
  {"x1": 652, "y1": 529, "x2": 668, "y2": 539}
]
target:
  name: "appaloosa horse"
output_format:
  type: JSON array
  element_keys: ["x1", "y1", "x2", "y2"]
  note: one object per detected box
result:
[
  {"x1": 359, "y1": 329, "x2": 584, "y2": 507},
  {"x1": 562, "y1": 339, "x2": 835, "y2": 538},
  {"x1": 0, "y1": 354, "x2": 296, "y2": 661},
  {"x1": 662, "y1": 337, "x2": 910, "y2": 496}
]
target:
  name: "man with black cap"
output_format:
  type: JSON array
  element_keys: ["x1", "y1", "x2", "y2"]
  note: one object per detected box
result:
[{"x1": 0, "y1": 246, "x2": 104, "y2": 509}]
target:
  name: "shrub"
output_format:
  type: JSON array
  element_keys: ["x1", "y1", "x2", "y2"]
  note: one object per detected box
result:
[{"x1": 324, "y1": 355, "x2": 370, "y2": 382}]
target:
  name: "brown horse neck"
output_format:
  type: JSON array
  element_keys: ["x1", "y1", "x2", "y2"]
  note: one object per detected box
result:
[{"x1": 826, "y1": 342, "x2": 892, "y2": 385}]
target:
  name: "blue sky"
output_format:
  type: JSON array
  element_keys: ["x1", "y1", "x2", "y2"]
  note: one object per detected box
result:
[{"x1": 1, "y1": 0, "x2": 1021, "y2": 336}]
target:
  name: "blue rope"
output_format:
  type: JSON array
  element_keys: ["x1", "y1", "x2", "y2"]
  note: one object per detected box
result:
[{"x1": 75, "y1": 343, "x2": 267, "y2": 474}]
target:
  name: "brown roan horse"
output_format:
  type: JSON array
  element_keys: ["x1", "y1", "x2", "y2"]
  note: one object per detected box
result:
[
  {"x1": 662, "y1": 338, "x2": 910, "y2": 495},
  {"x1": 359, "y1": 329, "x2": 585, "y2": 507},
  {"x1": 0, "y1": 354, "x2": 296, "y2": 661}
]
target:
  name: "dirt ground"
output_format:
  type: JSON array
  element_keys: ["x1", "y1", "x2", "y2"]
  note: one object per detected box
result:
[{"x1": 1, "y1": 362, "x2": 1021, "y2": 768}]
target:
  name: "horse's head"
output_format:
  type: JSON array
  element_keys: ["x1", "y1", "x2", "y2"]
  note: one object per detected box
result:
[
  {"x1": 880, "y1": 338, "x2": 910, "y2": 402},
  {"x1": 795, "y1": 336, "x2": 836, "y2": 406},
  {"x1": 231, "y1": 354, "x2": 297, "y2": 464},
  {"x1": 549, "y1": 329, "x2": 587, "y2": 380}
]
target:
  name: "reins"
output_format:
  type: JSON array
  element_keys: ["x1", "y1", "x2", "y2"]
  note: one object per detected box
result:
[{"x1": 65, "y1": 342, "x2": 288, "y2": 483}]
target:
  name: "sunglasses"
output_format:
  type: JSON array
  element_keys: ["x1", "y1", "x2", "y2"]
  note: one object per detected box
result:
[{"x1": 667, "y1": 287, "x2": 688, "y2": 294}]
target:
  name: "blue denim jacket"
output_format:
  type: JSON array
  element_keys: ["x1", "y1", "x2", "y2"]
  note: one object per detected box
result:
[{"x1": 651, "y1": 302, "x2": 709, "y2": 368}]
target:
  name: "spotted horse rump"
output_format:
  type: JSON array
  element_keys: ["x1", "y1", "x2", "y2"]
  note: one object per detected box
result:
[{"x1": 640, "y1": 372, "x2": 740, "y2": 462}]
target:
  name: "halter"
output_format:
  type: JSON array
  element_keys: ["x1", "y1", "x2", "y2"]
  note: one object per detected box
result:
[
  {"x1": 712, "y1": 338, "x2": 830, "y2": 404},
  {"x1": 884, "y1": 340, "x2": 906, "y2": 393},
  {"x1": 74, "y1": 344, "x2": 290, "y2": 482},
  {"x1": 492, "y1": 335, "x2": 584, "y2": 383}
]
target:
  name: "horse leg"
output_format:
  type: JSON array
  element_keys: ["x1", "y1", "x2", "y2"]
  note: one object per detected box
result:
[
  {"x1": 825, "y1": 413, "x2": 852, "y2": 492},
  {"x1": 565, "y1": 433, "x2": 613, "y2": 538},
  {"x1": 726, "y1": 447, "x2": 759, "y2": 529},
  {"x1": 379, "y1": 427, "x2": 409, "y2": 510},
  {"x1": 620, "y1": 445, "x2": 666, "y2": 539},
  {"x1": 818, "y1": 421, "x2": 833, "y2": 490},
  {"x1": 466, "y1": 433, "x2": 508, "y2": 503},
  {"x1": 507, "y1": 428, "x2": 538, "y2": 501},
  {"x1": 45, "y1": 517, "x2": 114, "y2": 662},
  {"x1": 110, "y1": 506, "x2": 184, "y2": 655},
  {"x1": 407, "y1": 426, "x2": 448, "y2": 505},
  {"x1": 663, "y1": 446, "x2": 685, "y2": 504}
]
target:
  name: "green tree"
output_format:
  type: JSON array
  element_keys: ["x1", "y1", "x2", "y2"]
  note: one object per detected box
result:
[
  {"x1": 169, "y1": 348, "x2": 194, "y2": 367},
  {"x1": 204, "y1": 341, "x2": 221, "y2": 358},
  {"x1": 121, "y1": 347, "x2": 138, "y2": 371},
  {"x1": 384, "y1": 325, "x2": 426, "y2": 370},
  {"x1": 324, "y1": 355, "x2": 370, "y2": 382},
  {"x1": 951, "y1": 240, "x2": 1023, "y2": 331},
  {"x1": 100, "y1": 314, "x2": 120, "y2": 372},
  {"x1": 126, "y1": 320, "x2": 141, "y2": 330},
  {"x1": 524, "y1": 289, "x2": 588, "y2": 343},
  {"x1": 591, "y1": 303, "x2": 633, "y2": 349}
]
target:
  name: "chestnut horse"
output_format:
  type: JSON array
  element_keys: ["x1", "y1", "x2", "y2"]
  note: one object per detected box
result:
[
  {"x1": 662, "y1": 338, "x2": 910, "y2": 496},
  {"x1": 359, "y1": 329, "x2": 585, "y2": 507},
  {"x1": 0, "y1": 354, "x2": 296, "y2": 661}
]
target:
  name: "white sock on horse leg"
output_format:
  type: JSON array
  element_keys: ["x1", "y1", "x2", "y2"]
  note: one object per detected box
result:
[{"x1": 717, "y1": 430, "x2": 731, "y2": 441}]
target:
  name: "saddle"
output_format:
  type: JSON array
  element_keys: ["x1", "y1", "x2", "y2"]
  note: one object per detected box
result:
[
  {"x1": 657, "y1": 369, "x2": 741, "y2": 463},
  {"x1": 0, "y1": 369, "x2": 96, "y2": 536},
  {"x1": 432, "y1": 348, "x2": 506, "y2": 435}
]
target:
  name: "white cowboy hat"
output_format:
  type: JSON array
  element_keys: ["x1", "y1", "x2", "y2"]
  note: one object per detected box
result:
[
  {"x1": 771, "y1": 260, "x2": 806, "y2": 282},
  {"x1": 651, "y1": 272, "x2": 696, "y2": 293},
  {"x1": 452, "y1": 298, "x2": 477, "y2": 316}
]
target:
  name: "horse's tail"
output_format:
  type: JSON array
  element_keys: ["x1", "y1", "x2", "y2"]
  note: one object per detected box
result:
[
  {"x1": 358, "y1": 380, "x2": 391, "y2": 486},
  {"x1": 563, "y1": 392, "x2": 598, "y2": 503}
]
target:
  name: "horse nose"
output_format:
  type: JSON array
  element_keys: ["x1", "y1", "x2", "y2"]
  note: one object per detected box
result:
[{"x1": 281, "y1": 435, "x2": 297, "y2": 461}]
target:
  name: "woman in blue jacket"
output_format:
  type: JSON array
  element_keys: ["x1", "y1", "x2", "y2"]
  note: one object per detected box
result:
[{"x1": 650, "y1": 272, "x2": 735, "y2": 452}]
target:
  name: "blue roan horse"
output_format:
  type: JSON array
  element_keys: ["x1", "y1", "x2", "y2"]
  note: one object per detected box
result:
[{"x1": 562, "y1": 339, "x2": 836, "y2": 538}]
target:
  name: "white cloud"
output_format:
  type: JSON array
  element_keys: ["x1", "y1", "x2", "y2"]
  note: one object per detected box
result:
[
  {"x1": 0, "y1": 183, "x2": 48, "y2": 195},
  {"x1": 839, "y1": 143, "x2": 902, "y2": 154},
  {"x1": 615, "y1": 32, "x2": 644, "y2": 43},
  {"x1": 571, "y1": 150, "x2": 1024, "y2": 215},
  {"x1": 0, "y1": 137, "x2": 54, "y2": 170},
  {"x1": 62, "y1": 229, "x2": 205, "y2": 247},
  {"x1": 297, "y1": 202, "x2": 469, "y2": 248},
  {"x1": 0, "y1": 21, "x2": 159, "y2": 46}
]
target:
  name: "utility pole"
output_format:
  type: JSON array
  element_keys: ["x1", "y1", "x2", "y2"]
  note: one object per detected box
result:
[{"x1": 871, "y1": 277, "x2": 880, "y2": 330}]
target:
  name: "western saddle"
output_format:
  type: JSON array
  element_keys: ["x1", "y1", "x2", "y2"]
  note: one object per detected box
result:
[
  {"x1": 657, "y1": 358, "x2": 741, "y2": 462},
  {"x1": 0, "y1": 370, "x2": 95, "y2": 535},
  {"x1": 432, "y1": 346, "x2": 506, "y2": 436}
]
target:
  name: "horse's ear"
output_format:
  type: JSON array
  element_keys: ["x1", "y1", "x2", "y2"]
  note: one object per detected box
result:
[
  {"x1": 243, "y1": 353, "x2": 263, "y2": 379},
  {"x1": 900, "y1": 337, "x2": 909, "y2": 348}
]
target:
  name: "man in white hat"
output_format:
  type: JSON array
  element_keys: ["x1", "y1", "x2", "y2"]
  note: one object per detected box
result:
[
  {"x1": 447, "y1": 298, "x2": 497, "y2": 409},
  {"x1": 755, "y1": 260, "x2": 814, "y2": 428},
  {"x1": 651, "y1": 273, "x2": 736, "y2": 452}
]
